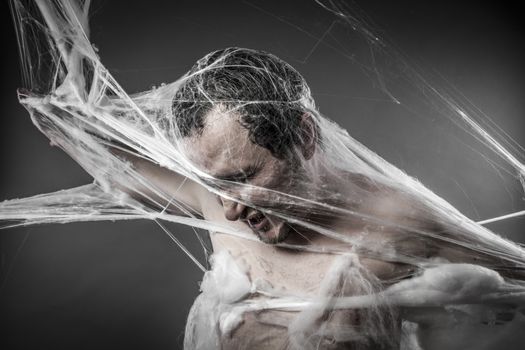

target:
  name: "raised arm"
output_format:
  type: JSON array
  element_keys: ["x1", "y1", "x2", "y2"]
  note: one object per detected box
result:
[{"x1": 109, "y1": 147, "x2": 210, "y2": 219}]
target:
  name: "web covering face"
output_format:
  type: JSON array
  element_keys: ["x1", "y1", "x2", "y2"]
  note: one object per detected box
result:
[{"x1": 3, "y1": 1, "x2": 525, "y2": 349}]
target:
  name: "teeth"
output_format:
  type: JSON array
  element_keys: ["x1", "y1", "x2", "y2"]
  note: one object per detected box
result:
[
  {"x1": 249, "y1": 213, "x2": 262, "y2": 222},
  {"x1": 248, "y1": 213, "x2": 265, "y2": 227}
]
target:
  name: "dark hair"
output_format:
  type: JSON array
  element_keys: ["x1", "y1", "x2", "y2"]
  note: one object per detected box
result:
[{"x1": 171, "y1": 47, "x2": 319, "y2": 160}]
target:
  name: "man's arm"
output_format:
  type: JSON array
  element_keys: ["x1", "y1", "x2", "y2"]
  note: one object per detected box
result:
[{"x1": 110, "y1": 147, "x2": 209, "y2": 218}]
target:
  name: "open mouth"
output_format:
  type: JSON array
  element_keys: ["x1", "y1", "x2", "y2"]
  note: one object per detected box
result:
[
  {"x1": 247, "y1": 212, "x2": 270, "y2": 232},
  {"x1": 245, "y1": 212, "x2": 290, "y2": 244}
]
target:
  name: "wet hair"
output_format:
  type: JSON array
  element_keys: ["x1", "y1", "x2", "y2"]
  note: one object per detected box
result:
[{"x1": 171, "y1": 47, "x2": 319, "y2": 160}]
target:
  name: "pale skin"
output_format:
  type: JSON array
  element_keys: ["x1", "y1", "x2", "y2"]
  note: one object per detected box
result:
[
  {"x1": 113, "y1": 106, "x2": 512, "y2": 348},
  {"x1": 30, "y1": 7, "x2": 518, "y2": 347},
  {"x1": 11, "y1": 1, "x2": 525, "y2": 346},
  {"x1": 119, "y1": 107, "x2": 418, "y2": 290},
  {"x1": 112, "y1": 106, "x2": 442, "y2": 348},
  {"x1": 31, "y1": 95, "x2": 510, "y2": 348},
  {"x1": 34, "y1": 3, "x2": 470, "y2": 309}
]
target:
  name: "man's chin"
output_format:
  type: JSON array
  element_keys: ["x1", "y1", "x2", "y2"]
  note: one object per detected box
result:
[{"x1": 255, "y1": 220, "x2": 289, "y2": 244}]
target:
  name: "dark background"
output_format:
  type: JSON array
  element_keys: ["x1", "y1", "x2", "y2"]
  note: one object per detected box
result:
[{"x1": 1, "y1": 1, "x2": 524, "y2": 349}]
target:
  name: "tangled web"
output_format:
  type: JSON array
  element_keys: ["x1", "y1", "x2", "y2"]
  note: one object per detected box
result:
[{"x1": 3, "y1": 1, "x2": 525, "y2": 349}]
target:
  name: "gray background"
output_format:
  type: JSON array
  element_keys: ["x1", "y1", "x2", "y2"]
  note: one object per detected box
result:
[{"x1": 1, "y1": 1, "x2": 524, "y2": 349}]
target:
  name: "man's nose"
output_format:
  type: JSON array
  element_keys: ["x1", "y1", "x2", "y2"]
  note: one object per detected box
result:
[{"x1": 221, "y1": 198, "x2": 246, "y2": 221}]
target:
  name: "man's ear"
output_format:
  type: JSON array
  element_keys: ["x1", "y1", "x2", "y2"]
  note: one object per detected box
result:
[{"x1": 299, "y1": 113, "x2": 317, "y2": 160}]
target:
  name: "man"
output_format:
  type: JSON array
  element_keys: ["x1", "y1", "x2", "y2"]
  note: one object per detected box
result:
[
  {"x1": 109, "y1": 48, "x2": 418, "y2": 348},
  {"x1": 7, "y1": 1, "x2": 525, "y2": 348},
  {"x1": 113, "y1": 47, "x2": 481, "y2": 349}
]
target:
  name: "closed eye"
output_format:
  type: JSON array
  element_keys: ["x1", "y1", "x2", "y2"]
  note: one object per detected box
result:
[{"x1": 216, "y1": 166, "x2": 258, "y2": 183}]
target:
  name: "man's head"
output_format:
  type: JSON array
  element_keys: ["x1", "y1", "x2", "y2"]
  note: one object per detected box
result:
[{"x1": 171, "y1": 47, "x2": 321, "y2": 243}]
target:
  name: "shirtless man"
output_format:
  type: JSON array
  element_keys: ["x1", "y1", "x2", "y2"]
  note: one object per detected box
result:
[
  {"x1": 111, "y1": 47, "x2": 452, "y2": 349},
  {"x1": 10, "y1": 1, "x2": 525, "y2": 348},
  {"x1": 11, "y1": 31, "x2": 522, "y2": 346},
  {"x1": 17, "y1": 4, "x2": 411, "y2": 345},
  {"x1": 15, "y1": 33, "x2": 515, "y2": 346}
]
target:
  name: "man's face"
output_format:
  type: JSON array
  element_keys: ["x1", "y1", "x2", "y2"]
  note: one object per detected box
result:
[{"x1": 182, "y1": 108, "x2": 308, "y2": 244}]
